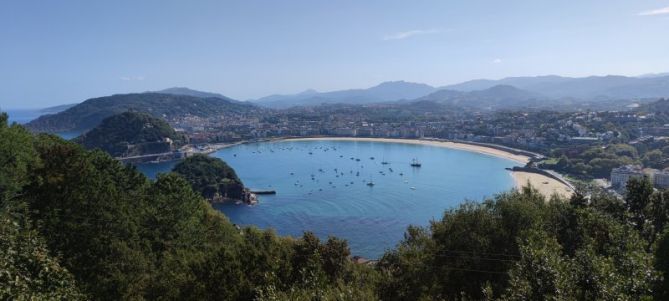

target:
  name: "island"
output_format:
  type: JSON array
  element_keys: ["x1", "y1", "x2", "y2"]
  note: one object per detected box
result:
[{"x1": 173, "y1": 154, "x2": 257, "y2": 205}]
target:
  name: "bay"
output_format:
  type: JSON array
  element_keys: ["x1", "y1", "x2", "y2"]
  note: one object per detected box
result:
[{"x1": 137, "y1": 139, "x2": 518, "y2": 258}]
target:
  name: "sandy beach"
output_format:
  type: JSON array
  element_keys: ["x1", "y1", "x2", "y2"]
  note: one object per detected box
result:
[
  {"x1": 284, "y1": 137, "x2": 531, "y2": 164},
  {"x1": 283, "y1": 137, "x2": 573, "y2": 198},
  {"x1": 512, "y1": 171, "x2": 573, "y2": 198}
]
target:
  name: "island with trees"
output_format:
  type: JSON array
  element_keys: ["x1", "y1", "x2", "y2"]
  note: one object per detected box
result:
[{"x1": 173, "y1": 154, "x2": 256, "y2": 204}]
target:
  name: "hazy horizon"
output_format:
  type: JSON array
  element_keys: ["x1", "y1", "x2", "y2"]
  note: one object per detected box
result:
[{"x1": 2, "y1": 0, "x2": 669, "y2": 108}]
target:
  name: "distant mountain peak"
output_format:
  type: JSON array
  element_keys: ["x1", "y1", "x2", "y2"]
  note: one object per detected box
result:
[
  {"x1": 297, "y1": 89, "x2": 319, "y2": 95},
  {"x1": 373, "y1": 80, "x2": 432, "y2": 88}
]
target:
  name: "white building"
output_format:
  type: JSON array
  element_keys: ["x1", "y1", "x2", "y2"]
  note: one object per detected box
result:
[
  {"x1": 653, "y1": 170, "x2": 669, "y2": 189},
  {"x1": 610, "y1": 165, "x2": 645, "y2": 190}
]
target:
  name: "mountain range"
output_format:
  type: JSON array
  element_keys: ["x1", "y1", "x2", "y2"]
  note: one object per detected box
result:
[
  {"x1": 252, "y1": 81, "x2": 437, "y2": 108},
  {"x1": 441, "y1": 75, "x2": 669, "y2": 100},
  {"x1": 249, "y1": 74, "x2": 669, "y2": 108},
  {"x1": 21, "y1": 73, "x2": 669, "y2": 132}
]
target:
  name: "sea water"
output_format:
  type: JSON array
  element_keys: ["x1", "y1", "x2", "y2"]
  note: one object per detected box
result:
[{"x1": 138, "y1": 139, "x2": 518, "y2": 258}]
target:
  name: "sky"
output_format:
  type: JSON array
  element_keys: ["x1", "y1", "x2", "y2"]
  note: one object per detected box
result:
[{"x1": 1, "y1": 0, "x2": 669, "y2": 108}]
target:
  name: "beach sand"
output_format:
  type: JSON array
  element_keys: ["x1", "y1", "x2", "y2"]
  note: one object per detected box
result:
[
  {"x1": 512, "y1": 171, "x2": 573, "y2": 199},
  {"x1": 284, "y1": 137, "x2": 573, "y2": 198},
  {"x1": 284, "y1": 137, "x2": 530, "y2": 164}
]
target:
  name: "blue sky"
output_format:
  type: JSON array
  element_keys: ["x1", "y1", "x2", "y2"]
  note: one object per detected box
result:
[{"x1": 1, "y1": 0, "x2": 669, "y2": 108}]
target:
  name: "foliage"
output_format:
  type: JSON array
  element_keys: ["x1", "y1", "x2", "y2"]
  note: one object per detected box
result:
[
  {"x1": 173, "y1": 154, "x2": 245, "y2": 200},
  {"x1": 376, "y1": 185, "x2": 659, "y2": 300},
  {"x1": 0, "y1": 211, "x2": 84, "y2": 300},
  {"x1": 75, "y1": 111, "x2": 185, "y2": 157},
  {"x1": 1, "y1": 114, "x2": 368, "y2": 299}
]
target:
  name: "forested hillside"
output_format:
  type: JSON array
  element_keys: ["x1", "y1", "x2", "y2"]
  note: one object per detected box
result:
[
  {"x1": 26, "y1": 93, "x2": 259, "y2": 133},
  {"x1": 3, "y1": 111, "x2": 669, "y2": 300},
  {"x1": 75, "y1": 112, "x2": 186, "y2": 157}
]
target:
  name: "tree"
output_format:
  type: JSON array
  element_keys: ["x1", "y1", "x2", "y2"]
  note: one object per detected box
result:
[
  {"x1": 626, "y1": 177, "x2": 654, "y2": 231},
  {"x1": 0, "y1": 213, "x2": 84, "y2": 300},
  {"x1": 321, "y1": 236, "x2": 351, "y2": 281},
  {"x1": 642, "y1": 150, "x2": 664, "y2": 169},
  {"x1": 504, "y1": 230, "x2": 574, "y2": 300}
]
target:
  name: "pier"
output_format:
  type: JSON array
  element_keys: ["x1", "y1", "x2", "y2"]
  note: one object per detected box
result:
[{"x1": 250, "y1": 190, "x2": 277, "y2": 195}]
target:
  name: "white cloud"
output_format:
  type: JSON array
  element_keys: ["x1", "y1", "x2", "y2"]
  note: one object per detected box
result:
[
  {"x1": 492, "y1": 58, "x2": 502, "y2": 64},
  {"x1": 638, "y1": 6, "x2": 669, "y2": 16},
  {"x1": 120, "y1": 76, "x2": 145, "y2": 81},
  {"x1": 383, "y1": 29, "x2": 440, "y2": 41}
]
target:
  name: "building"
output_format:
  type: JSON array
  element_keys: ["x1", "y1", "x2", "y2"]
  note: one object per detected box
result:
[
  {"x1": 654, "y1": 170, "x2": 669, "y2": 189},
  {"x1": 610, "y1": 165, "x2": 645, "y2": 190}
]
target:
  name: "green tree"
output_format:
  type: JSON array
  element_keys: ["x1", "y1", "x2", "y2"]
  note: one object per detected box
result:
[
  {"x1": 626, "y1": 177, "x2": 655, "y2": 231},
  {"x1": 504, "y1": 230, "x2": 574, "y2": 300}
]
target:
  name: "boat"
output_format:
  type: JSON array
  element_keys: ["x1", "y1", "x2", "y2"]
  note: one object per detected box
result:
[
  {"x1": 410, "y1": 187, "x2": 416, "y2": 190},
  {"x1": 366, "y1": 181, "x2": 375, "y2": 187},
  {"x1": 410, "y1": 158, "x2": 422, "y2": 167}
]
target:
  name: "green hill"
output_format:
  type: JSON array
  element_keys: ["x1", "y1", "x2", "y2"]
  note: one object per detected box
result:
[
  {"x1": 75, "y1": 112, "x2": 185, "y2": 157},
  {"x1": 173, "y1": 154, "x2": 246, "y2": 202},
  {"x1": 26, "y1": 92, "x2": 259, "y2": 133}
]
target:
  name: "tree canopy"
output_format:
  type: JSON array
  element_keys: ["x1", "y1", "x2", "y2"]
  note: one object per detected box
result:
[
  {"x1": 173, "y1": 154, "x2": 245, "y2": 201},
  {"x1": 75, "y1": 111, "x2": 186, "y2": 157}
]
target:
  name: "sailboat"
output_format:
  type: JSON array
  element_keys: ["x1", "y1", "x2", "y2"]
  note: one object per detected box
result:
[{"x1": 410, "y1": 158, "x2": 422, "y2": 167}]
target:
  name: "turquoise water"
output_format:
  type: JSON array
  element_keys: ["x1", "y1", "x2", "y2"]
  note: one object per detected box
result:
[{"x1": 138, "y1": 139, "x2": 518, "y2": 258}]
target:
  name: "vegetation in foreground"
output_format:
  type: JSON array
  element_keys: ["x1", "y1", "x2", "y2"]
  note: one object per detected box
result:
[{"x1": 2, "y1": 112, "x2": 669, "y2": 300}]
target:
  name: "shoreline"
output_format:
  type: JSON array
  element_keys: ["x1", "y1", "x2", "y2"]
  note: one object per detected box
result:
[
  {"x1": 177, "y1": 136, "x2": 573, "y2": 199},
  {"x1": 281, "y1": 137, "x2": 532, "y2": 164},
  {"x1": 512, "y1": 171, "x2": 574, "y2": 198},
  {"x1": 278, "y1": 136, "x2": 573, "y2": 198}
]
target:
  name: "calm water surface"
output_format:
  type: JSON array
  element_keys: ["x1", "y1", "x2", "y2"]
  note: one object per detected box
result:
[{"x1": 139, "y1": 139, "x2": 518, "y2": 258}]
